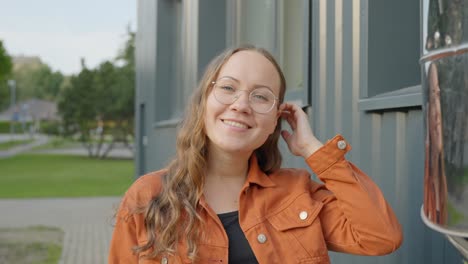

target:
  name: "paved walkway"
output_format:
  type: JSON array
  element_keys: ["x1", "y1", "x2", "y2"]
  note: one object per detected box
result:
[
  {"x1": 0, "y1": 133, "x2": 133, "y2": 159},
  {"x1": 0, "y1": 133, "x2": 36, "y2": 143},
  {"x1": 34, "y1": 143, "x2": 133, "y2": 159},
  {"x1": 0, "y1": 134, "x2": 49, "y2": 159},
  {"x1": 0, "y1": 197, "x2": 121, "y2": 264}
]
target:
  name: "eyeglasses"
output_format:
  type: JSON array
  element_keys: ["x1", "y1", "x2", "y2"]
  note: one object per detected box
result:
[{"x1": 211, "y1": 80, "x2": 278, "y2": 114}]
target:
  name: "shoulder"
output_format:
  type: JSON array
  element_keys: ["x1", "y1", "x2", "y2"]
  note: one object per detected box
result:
[
  {"x1": 269, "y1": 168, "x2": 324, "y2": 194},
  {"x1": 118, "y1": 169, "x2": 167, "y2": 212}
]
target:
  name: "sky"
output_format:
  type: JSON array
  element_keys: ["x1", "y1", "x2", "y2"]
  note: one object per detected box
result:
[{"x1": 0, "y1": 0, "x2": 136, "y2": 75}]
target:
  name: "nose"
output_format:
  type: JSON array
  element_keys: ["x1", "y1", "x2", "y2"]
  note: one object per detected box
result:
[{"x1": 230, "y1": 91, "x2": 252, "y2": 113}]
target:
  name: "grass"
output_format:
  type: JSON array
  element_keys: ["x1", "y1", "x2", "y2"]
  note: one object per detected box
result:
[
  {"x1": 0, "y1": 154, "x2": 134, "y2": 198},
  {"x1": 0, "y1": 139, "x2": 34, "y2": 150},
  {"x1": 30, "y1": 137, "x2": 80, "y2": 151},
  {"x1": 0, "y1": 226, "x2": 63, "y2": 264}
]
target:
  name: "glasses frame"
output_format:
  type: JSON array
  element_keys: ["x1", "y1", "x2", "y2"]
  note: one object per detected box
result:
[{"x1": 211, "y1": 81, "x2": 279, "y2": 114}]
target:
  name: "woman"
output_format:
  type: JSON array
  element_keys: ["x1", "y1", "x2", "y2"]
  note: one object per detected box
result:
[{"x1": 109, "y1": 45, "x2": 402, "y2": 263}]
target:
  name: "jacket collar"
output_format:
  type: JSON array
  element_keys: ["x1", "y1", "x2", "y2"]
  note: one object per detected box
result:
[{"x1": 245, "y1": 154, "x2": 277, "y2": 188}]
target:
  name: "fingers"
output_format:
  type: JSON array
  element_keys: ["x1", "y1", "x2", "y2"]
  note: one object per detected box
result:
[
  {"x1": 280, "y1": 102, "x2": 304, "y2": 130},
  {"x1": 281, "y1": 111, "x2": 296, "y2": 130},
  {"x1": 281, "y1": 130, "x2": 293, "y2": 148},
  {"x1": 281, "y1": 130, "x2": 291, "y2": 141}
]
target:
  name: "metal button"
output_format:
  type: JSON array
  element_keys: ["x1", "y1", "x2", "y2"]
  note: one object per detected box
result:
[
  {"x1": 299, "y1": 211, "x2": 308, "y2": 220},
  {"x1": 161, "y1": 257, "x2": 168, "y2": 264},
  {"x1": 257, "y1": 233, "x2": 267, "y2": 244},
  {"x1": 337, "y1": 140, "x2": 347, "y2": 150}
]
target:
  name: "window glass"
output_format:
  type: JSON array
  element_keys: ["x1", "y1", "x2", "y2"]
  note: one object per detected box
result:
[
  {"x1": 279, "y1": 0, "x2": 304, "y2": 91},
  {"x1": 367, "y1": 0, "x2": 420, "y2": 97},
  {"x1": 233, "y1": 0, "x2": 307, "y2": 100}
]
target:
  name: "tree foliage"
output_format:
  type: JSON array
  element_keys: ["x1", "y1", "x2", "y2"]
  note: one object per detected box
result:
[
  {"x1": 58, "y1": 29, "x2": 135, "y2": 159},
  {"x1": 12, "y1": 59, "x2": 64, "y2": 101},
  {"x1": 0, "y1": 40, "x2": 13, "y2": 110}
]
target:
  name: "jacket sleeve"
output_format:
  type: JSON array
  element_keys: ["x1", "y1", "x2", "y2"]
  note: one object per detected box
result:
[
  {"x1": 306, "y1": 135, "x2": 403, "y2": 255},
  {"x1": 108, "y1": 196, "x2": 140, "y2": 263}
]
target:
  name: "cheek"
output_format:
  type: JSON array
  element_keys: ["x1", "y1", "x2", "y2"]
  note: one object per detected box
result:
[
  {"x1": 205, "y1": 96, "x2": 220, "y2": 119},
  {"x1": 262, "y1": 115, "x2": 278, "y2": 135}
]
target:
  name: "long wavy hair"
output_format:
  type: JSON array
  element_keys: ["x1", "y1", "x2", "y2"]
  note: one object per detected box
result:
[{"x1": 134, "y1": 45, "x2": 287, "y2": 260}]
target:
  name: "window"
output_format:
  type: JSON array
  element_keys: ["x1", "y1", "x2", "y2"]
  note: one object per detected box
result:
[
  {"x1": 367, "y1": 0, "x2": 420, "y2": 97},
  {"x1": 227, "y1": 0, "x2": 310, "y2": 105}
]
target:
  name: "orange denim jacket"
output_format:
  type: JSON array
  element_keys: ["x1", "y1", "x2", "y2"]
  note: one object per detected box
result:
[{"x1": 109, "y1": 135, "x2": 403, "y2": 263}]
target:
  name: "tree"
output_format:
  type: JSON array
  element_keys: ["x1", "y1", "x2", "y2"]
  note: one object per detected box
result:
[
  {"x1": 12, "y1": 58, "x2": 64, "y2": 101},
  {"x1": 111, "y1": 28, "x2": 135, "y2": 153},
  {"x1": 59, "y1": 63, "x2": 99, "y2": 156},
  {"x1": 0, "y1": 40, "x2": 13, "y2": 110},
  {"x1": 58, "y1": 29, "x2": 135, "y2": 159}
]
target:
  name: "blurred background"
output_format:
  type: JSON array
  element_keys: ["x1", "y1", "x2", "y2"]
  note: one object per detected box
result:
[{"x1": 0, "y1": 0, "x2": 135, "y2": 263}]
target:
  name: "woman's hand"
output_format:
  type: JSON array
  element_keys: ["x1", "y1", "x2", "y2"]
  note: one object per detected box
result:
[{"x1": 279, "y1": 103, "x2": 323, "y2": 158}]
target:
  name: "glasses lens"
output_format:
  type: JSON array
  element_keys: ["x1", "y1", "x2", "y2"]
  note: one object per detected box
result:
[
  {"x1": 213, "y1": 83, "x2": 237, "y2": 105},
  {"x1": 212, "y1": 81, "x2": 277, "y2": 113},
  {"x1": 250, "y1": 88, "x2": 276, "y2": 113}
]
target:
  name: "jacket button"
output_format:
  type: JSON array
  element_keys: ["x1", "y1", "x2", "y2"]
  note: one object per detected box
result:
[
  {"x1": 161, "y1": 257, "x2": 168, "y2": 264},
  {"x1": 299, "y1": 211, "x2": 308, "y2": 220},
  {"x1": 257, "y1": 233, "x2": 267, "y2": 244},
  {"x1": 337, "y1": 140, "x2": 347, "y2": 150}
]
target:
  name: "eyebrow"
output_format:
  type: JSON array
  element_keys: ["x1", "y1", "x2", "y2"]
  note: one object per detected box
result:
[{"x1": 217, "y1": 76, "x2": 273, "y2": 90}]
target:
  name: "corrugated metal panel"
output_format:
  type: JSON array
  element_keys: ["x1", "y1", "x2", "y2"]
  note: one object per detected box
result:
[
  {"x1": 302, "y1": 0, "x2": 462, "y2": 262},
  {"x1": 135, "y1": 0, "x2": 158, "y2": 176},
  {"x1": 137, "y1": 0, "x2": 464, "y2": 262}
]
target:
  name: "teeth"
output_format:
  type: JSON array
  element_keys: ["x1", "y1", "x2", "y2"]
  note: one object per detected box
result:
[{"x1": 223, "y1": 120, "x2": 248, "y2": 129}]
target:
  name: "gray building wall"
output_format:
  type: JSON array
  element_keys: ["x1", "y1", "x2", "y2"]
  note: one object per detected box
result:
[{"x1": 135, "y1": 0, "x2": 463, "y2": 263}]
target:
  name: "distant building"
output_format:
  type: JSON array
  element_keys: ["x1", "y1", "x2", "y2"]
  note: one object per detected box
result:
[
  {"x1": 12, "y1": 55, "x2": 43, "y2": 72},
  {"x1": 0, "y1": 98, "x2": 60, "y2": 122}
]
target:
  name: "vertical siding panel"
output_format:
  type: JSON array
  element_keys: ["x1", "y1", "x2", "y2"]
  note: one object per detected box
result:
[
  {"x1": 371, "y1": 113, "x2": 383, "y2": 187},
  {"x1": 341, "y1": 0, "x2": 353, "y2": 141},
  {"x1": 351, "y1": 0, "x2": 361, "y2": 165},
  {"x1": 380, "y1": 113, "x2": 397, "y2": 208},
  {"x1": 406, "y1": 110, "x2": 426, "y2": 263},
  {"x1": 375, "y1": 112, "x2": 395, "y2": 264},
  {"x1": 325, "y1": 0, "x2": 335, "y2": 137},
  {"x1": 394, "y1": 111, "x2": 408, "y2": 224},
  {"x1": 334, "y1": 0, "x2": 343, "y2": 134},
  {"x1": 392, "y1": 111, "x2": 408, "y2": 264},
  {"x1": 424, "y1": 230, "x2": 445, "y2": 263},
  {"x1": 317, "y1": 0, "x2": 327, "y2": 140},
  {"x1": 136, "y1": 0, "x2": 158, "y2": 174}
]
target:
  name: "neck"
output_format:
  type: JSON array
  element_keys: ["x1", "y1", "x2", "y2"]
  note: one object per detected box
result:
[{"x1": 206, "y1": 146, "x2": 251, "y2": 182}]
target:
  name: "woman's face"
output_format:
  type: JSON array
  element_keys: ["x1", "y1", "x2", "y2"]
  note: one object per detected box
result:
[{"x1": 204, "y1": 50, "x2": 281, "y2": 155}]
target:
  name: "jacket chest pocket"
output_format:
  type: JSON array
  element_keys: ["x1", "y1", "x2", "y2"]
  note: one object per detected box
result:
[{"x1": 266, "y1": 193, "x2": 329, "y2": 263}]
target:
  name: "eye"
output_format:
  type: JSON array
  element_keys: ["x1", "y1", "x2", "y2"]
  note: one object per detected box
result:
[
  {"x1": 216, "y1": 84, "x2": 236, "y2": 93},
  {"x1": 250, "y1": 88, "x2": 274, "y2": 103},
  {"x1": 221, "y1": 85, "x2": 235, "y2": 91},
  {"x1": 252, "y1": 93, "x2": 269, "y2": 102}
]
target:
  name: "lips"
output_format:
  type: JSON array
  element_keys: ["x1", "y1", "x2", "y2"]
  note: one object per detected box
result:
[{"x1": 221, "y1": 119, "x2": 251, "y2": 129}]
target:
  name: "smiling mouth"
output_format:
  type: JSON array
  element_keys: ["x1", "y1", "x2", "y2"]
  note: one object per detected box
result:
[{"x1": 221, "y1": 119, "x2": 250, "y2": 129}]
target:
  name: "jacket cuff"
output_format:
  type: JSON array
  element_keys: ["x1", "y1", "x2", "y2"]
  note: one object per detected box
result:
[{"x1": 305, "y1": 134, "x2": 351, "y2": 175}]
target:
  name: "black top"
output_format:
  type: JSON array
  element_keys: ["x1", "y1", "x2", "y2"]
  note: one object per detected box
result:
[{"x1": 217, "y1": 211, "x2": 259, "y2": 264}]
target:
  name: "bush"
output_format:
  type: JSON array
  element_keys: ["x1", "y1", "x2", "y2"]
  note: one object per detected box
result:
[
  {"x1": 0, "y1": 121, "x2": 30, "y2": 133},
  {"x1": 39, "y1": 121, "x2": 62, "y2": 135}
]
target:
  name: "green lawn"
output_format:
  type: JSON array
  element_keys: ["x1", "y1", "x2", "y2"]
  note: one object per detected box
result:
[
  {"x1": 0, "y1": 139, "x2": 34, "y2": 150},
  {"x1": 0, "y1": 154, "x2": 134, "y2": 198},
  {"x1": 0, "y1": 226, "x2": 63, "y2": 264},
  {"x1": 31, "y1": 137, "x2": 80, "y2": 151}
]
